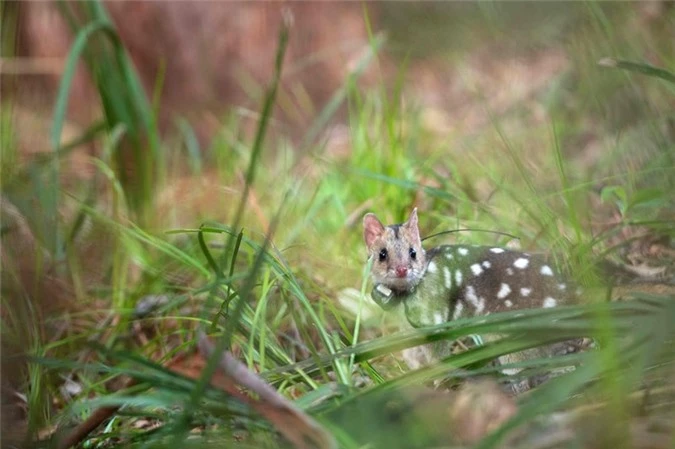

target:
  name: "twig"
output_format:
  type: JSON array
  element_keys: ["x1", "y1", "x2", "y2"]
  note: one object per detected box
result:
[
  {"x1": 56, "y1": 350, "x2": 190, "y2": 449},
  {"x1": 198, "y1": 333, "x2": 336, "y2": 449},
  {"x1": 56, "y1": 378, "x2": 137, "y2": 449}
]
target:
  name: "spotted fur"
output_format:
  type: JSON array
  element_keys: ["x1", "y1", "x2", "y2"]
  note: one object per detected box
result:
[{"x1": 364, "y1": 208, "x2": 586, "y2": 392}]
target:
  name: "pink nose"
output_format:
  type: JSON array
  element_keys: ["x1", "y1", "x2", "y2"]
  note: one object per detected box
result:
[{"x1": 395, "y1": 267, "x2": 408, "y2": 278}]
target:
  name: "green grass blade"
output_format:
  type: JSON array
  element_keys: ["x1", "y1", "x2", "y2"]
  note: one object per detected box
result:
[{"x1": 599, "y1": 57, "x2": 675, "y2": 85}]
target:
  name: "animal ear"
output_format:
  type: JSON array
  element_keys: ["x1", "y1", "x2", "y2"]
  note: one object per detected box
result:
[
  {"x1": 403, "y1": 208, "x2": 421, "y2": 243},
  {"x1": 363, "y1": 213, "x2": 385, "y2": 249},
  {"x1": 405, "y1": 208, "x2": 419, "y2": 229}
]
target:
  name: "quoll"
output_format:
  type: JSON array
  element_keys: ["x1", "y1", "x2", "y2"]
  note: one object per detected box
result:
[{"x1": 363, "y1": 208, "x2": 586, "y2": 391}]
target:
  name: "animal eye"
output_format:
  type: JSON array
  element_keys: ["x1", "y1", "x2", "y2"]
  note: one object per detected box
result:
[
  {"x1": 378, "y1": 248, "x2": 388, "y2": 262},
  {"x1": 409, "y1": 248, "x2": 417, "y2": 260}
]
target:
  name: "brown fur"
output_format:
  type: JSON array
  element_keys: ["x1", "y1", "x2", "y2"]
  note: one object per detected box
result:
[{"x1": 363, "y1": 208, "x2": 427, "y2": 292}]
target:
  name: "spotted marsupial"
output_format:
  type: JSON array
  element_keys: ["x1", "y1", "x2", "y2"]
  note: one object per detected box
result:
[{"x1": 363, "y1": 208, "x2": 588, "y2": 392}]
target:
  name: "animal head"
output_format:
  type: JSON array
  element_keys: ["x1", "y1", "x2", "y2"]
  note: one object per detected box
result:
[{"x1": 363, "y1": 208, "x2": 427, "y2": 292}]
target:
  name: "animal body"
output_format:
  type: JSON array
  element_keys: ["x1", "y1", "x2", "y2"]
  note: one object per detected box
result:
[{"x1": 363, "y1": 208, "x2": 586, "y2": 391}]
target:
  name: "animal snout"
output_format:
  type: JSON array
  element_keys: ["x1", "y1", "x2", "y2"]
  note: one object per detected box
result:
[{"x1": 395, "y1": 267, "x2": 408, "y2": 278}]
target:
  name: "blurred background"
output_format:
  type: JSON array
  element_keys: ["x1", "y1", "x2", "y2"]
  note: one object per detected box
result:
[
  {"x1": 2, "y1": 1, "x2": 674, "y2": 448},
  {"x1": 9, "y1": 2, "x2": 672, "y2": 143}
]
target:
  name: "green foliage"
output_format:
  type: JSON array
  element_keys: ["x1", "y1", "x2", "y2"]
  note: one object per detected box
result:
[
  {"x1": 3, "y1": 1, "x2": 674, "y2": 448},
  {"x1": 55, "y1": 0, "x2": 161, "y2": 227},
  {"x1": 0, "y1": 104, "x2": 17, "y2": 189},
  {"x1": 599, "y1": 58, "x2": 675, "y2": 86}
]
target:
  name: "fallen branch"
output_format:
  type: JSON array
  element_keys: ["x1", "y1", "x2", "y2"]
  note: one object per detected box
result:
[
  {"x1": 197, "y1": 333, "x2": 336, "y2": 449},
  {"x1": 56, "y1": 377, "x2": 137, "y2": 449}
]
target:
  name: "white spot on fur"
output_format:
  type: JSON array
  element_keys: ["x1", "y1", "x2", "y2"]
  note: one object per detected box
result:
[
  {"x1": 466, "y1": 286, "x2": 479, "y2": 307},
  {"x1": 520, "y1": 287, "x2": 532, "y2": 297},
  {"x1": 445, "y1": 253, "x2": 454, "y2": 260},
  {"x1": 427, "y1": 262, "x2": 438, "y2": 273},
  {"x1": 482, "y1": 260, "x2": 492, "y2": 269},
  {"x1": 443, "y1": 267, "x2": 452, "y2": 289},
  {"x1": 490, "y1": 247, "x2": 505, "y2": 254},
  {"x1": 455, "y1": 270, "x2": 463, "y2": 286},
  {"x1": 434, "y1": 312, "x2": 445, "y2": 324},
  {"x1": 513, "y1": 258, "x2": 529, "y2": 269},
  {"x1": 470, "y1": 264, "x2": 483, "y2": 276},
  {"x1": 506, "y1": 268, "x2": 514, "y2": 276},
  {"x1": 457, "y1": 247, "x2": 469, "y2": 256},
  {"x1": 505, "y1": 300, "x2": 513, "y2": 308},
  {"x1": 540, "y1": 265, "x2": 554, "y2": 276},
  {"x1": 497, "y1": 283, "x2": 511, "y2": 299},
  {"x1": 376, "y1": 284, "x2": 392, "y2": 297},
  {"x1": 501, "y1": 367, "x2": 521, "y2": 376},
  {"x1": 558, "y1": 283, "x2": 567, "y2": 291},
  {"x1": 475, "y1": 297, "x2": 485, "y2": 314},
  {"x1": 543, "y1": 297, "x2": 558, "y2": 308},
  {"x1": 452, "y1": 301, "x2": 464, "y2": 320},
  {"x1": 465, "y1": 287, "x2": 486, "y2": 314}
]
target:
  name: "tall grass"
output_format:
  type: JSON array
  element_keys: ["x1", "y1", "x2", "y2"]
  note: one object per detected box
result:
[
  {"x1": 2, "y1": 1, "x2": 674, "y2": 448},
  {"x1": 54, "y1": 0, "x2": 161, "y2": 228}
]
